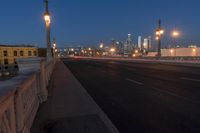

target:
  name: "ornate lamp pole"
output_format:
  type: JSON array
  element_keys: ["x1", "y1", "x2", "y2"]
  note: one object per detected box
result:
[
  {"x1": 171, "y1": 30, "x2": 180, "y2": 56},
  {"x1": 44, "y1": 0, "x2": 52, "y2": 62},
  {"x1": 155, "y1": 19, "x2": 164, "y2": 58},
  {"x1": 53, "y1": 38, "x2": 57, "y2": 58}
]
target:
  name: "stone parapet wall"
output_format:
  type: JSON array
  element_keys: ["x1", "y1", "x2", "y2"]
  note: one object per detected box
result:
[{"x1": 0, "y1": 58, "x2": 56, "y2": 133}]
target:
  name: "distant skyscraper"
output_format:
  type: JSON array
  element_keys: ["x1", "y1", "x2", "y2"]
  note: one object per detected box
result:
[
  {"x1": 124, "y1": 34, "x2": 133, "y2": 54},
  {"x1": 138, "y1": 36, "x2": 142, "y2": 49},
  {"x1": 143, "y1": 38, "x2": 148, "y2": 49},
  {"x1": 127, "y1": 34, "x2": 132, "y2": 43},
  {"x1": 148, "y1": 36, "x2": 152, "y2": 49},
  {"x1": 117, "y1": 41, "x2": 124, "y2": 55},
  {"x1": 111, "y1": 38, "x2": 117, "y2": 48},
  {"x1": 143, "y1": 36, "x2": 152, "y2": 50}
]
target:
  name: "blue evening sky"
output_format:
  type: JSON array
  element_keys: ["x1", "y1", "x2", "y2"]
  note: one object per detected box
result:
[{"x1": 0, "y1": 0, "x2": 200, "y2": 47}]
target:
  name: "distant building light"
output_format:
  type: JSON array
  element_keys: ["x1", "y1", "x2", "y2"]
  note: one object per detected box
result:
[
  {"x1": 110, "y1": 48, "x2": 116, "y2": 52},
  {"x1": 193, "y1": 48, "x2": 196, "y2": 52},
  {"x1": 188, "y1": 45, "x2": 197, "y2": 48}
]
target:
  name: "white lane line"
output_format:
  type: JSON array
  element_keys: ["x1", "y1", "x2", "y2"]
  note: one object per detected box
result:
[
  {"x1": 181, "y1": 77, "x2": 200, "y2": 82},
  {"x1": 125, "y1": 78, "x2": 144, "y2": 85},
  {"x1": 152, "y1": 87, "x2": 200, "y2": 104}
]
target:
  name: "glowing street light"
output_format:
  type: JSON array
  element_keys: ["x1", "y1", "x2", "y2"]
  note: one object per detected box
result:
[
  {"x1": 99, "y1": 41, "x2": 104, "y2": 49},
  {"x1": 155, "y1": 36, "x2": 159, "y2": 40},
  {"x1": 110, "y1": 48, "x2": 116, "y2": 52},
  {"x1": 53, "y1": 38, "x2": 56, "y2": 49},
  {"x1": 171, "y1": 30, "x2": 180, "y2": 56},
  {"x1": 155, "y1": 19, "x2": 164, "y2": 58},
  {"x1": 44, "y1": 13, "x2": 51, "y2": 25},
  {"x1": 44, "y1": 0, "x2": 52, "y2": 62},
  {"x1": 172, "y1": 30, "x2": 180, "y2": 38},
  {"x1": 100, "y1": 44, "x2": 104, "y2": 49},
  {"x1": 53, "y1": 38, "x2": 57, "y2": 58},
  {"x1": 193, "y1": 48, "x2": 197, "y2": 56},
  {"x1": 170, "y1": 49, "x2": 174, "y2": 56}
]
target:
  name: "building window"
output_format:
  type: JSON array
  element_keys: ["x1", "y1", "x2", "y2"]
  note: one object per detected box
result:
[
  {"x1": 34, "y1": 51, "x2": 37, "y2": 56},
  {"x1": 3, "y1": 51, "x2": 8, "y2": 57},
  {"x1": 28, "y1": 51, "x2": 32, "y2": 56},
  {"x1": 20, "y1": 51, "x2": 24, "y2": 56},
  {"x1": 14, "y1": 59, "x2": 17, "y2": 64},
  {"x1": 4, "y1": 59, "x2": 8, "y2": 64},
  {"x1": 14, "y1": 51, "x2": 18, "y2": 56}
]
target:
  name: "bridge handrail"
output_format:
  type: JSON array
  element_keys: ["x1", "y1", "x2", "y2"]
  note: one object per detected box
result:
[{"x1": 0, "y1": 58, "x2": 56, "y2": 133}]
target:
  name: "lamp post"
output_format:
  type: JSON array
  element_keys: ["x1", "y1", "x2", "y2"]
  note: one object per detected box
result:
[
  {"x1": 171, "y1": 30, "x2": 180, "y2": 57},
  {"x1": 99, "y1": 41, "x2": 104, "y2": 56},
  {"x1": 99, "y1": 42, "x2": 104, "y2": 49},
  {"x1": 155, "y1": 19, "x2": 164, "y2": 58},
  {"x1": 53, "y1": 38, "x2": 57, "y2": 58},
  {"x1": 44, "y1": 0, "x2": 52, "y2": 62},
  {"x1": 193, "y1": 48, "x2": 197, "y2": 56}
]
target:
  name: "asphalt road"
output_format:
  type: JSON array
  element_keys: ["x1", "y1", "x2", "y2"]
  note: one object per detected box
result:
[{"x1": 62, "y1": 58, "x2": 200, "y2": 133}]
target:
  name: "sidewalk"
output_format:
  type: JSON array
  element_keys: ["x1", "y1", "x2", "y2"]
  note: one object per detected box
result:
[{"x1": 31, "y1": 60, "x2": 119, "y2": 133}]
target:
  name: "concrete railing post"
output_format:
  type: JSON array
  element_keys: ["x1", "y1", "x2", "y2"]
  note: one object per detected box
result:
[
  {"x1": 15, "y1": 90, "x2": 24, "y2": 133},
  {"x1": 0, "y1": 93, "x2": 16, "y2": 133},
  {"x1": 0, "y1": 58, "x2": 57, "y2": 133},
  {"x1": 39, "y1": 59, "x2": 48, "y2": 103}
]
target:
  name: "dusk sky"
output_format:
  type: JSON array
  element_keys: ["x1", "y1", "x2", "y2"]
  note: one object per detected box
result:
[{"x1": 0, "y1": 0, "x2": 200, "y2": 47}]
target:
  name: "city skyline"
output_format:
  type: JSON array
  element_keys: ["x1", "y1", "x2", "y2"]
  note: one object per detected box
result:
[{"x1": 0, "y1": 0, "x2": 200, "y2": 47}]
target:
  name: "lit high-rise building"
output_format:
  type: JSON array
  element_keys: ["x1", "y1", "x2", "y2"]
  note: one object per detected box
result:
[
  {"x1": 143, "y1": 38, "x2": 148, "y2": 49},
  {"x1": 124, "y1": 34, "x2": 133, "y2": 55},
  {"x1": 138, "y1": 36, "x2": 142, "y2": 49},
  {"x1": 148, "y1": 36, "x2": 152, "y2": 49},
  {"x1": 143, "y1": 36, "x2": 152, "y2": 50}
]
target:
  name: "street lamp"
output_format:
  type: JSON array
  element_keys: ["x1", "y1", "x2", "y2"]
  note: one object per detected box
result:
[
  {"x1": 155, "y1": 19, "x2": 164, "y2": 58},
  {"x1": 110, "y1": 48, "x2": 116, "y2": 56},
  {"x1": 170, "y1": 49, "x2": 174, "y2": 56},
  {"x1": 171, "y1": 30, "x2": 180, "y2": 56},
  {"x1": 53, "y1": 38, "x2": 57, "y2": 58},
  {"x1": 99, "y1": 41, "x2": 104, "y2": 56},
  {"x1": 172, "y1": 31, "x2": 180, "y2": 38},
  {"x1": 44, "y1": 0, "x2": 52, "y2": 62},
  {"x1": 100, "y1": 44, "x2": 104, "y2": 49},
  {"x1": 99, "y1": 41, "x2": 104, "y2": 49},
  {"x1": 193, "y1": 48, "x2": 197, "y2": 56}
]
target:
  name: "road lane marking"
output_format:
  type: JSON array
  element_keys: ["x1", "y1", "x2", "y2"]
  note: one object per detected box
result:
[
  {"x1": 125, "y1": 78, "x2": 144, "y2": 85},
  {"x1": 152, "y1": 87, "x2": 200, "y2": 104},
  {"x1": 181, "y1": 77, "x2": 200, "y2": 82}
]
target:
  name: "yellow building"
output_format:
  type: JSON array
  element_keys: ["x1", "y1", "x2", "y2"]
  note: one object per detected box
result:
[{"x1": 0, "y1": 45, "x2": 38, "y2": 65}]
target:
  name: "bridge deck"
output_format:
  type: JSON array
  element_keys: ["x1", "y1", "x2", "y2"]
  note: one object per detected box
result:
[{"x1": 31, "y1": 60, "x2": 119, "y2": 133}]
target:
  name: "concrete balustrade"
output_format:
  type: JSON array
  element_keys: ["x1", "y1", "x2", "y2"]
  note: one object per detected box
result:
[{"x1": 0, "y1": 58, "x2": 56, "y2": 133}]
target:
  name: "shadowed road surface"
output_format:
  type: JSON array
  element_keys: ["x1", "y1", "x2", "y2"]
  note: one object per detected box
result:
[{"x1": 63, "y1": 58, "x2": 200, "y2": 133}]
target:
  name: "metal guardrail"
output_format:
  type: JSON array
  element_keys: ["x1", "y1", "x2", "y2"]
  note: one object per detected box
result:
[{"x1": 0, "y1": 59, "x2": 56, "y2": 133}]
